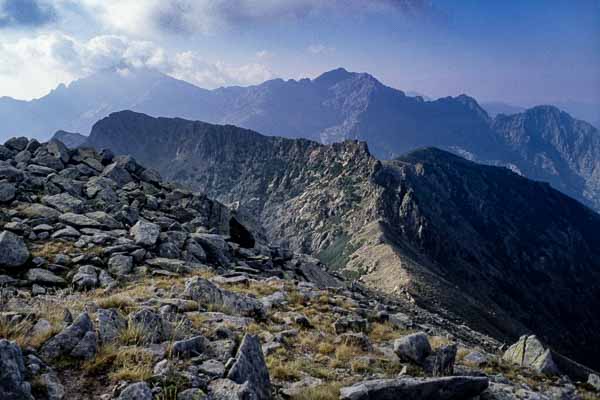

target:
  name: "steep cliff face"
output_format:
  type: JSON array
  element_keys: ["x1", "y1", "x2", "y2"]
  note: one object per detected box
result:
[{"x1": 84, "y1": 111, "x2": 600, "y2": 369}]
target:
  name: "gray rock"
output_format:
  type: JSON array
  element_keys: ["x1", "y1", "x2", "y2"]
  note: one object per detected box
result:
[
  {"x1": 0, "y1": 231, "x2": 29, "y2": 267},
  {"x1": 0, "y1": 339, "x2": 33, "y2": 400},
  {"x1": 0, "y1": 145, "x2": 14, "y2": 160},
  {"x1": 333, "y1": 316, "x2": 368, "y2": 334},
  {"x1": 59, "y1": 212, "x2": 102, "y2": 228},
  {"x1": 432, "y1": 344, "x2": 457, "y2": 376},
  {"x1": 130, "y1": 220, "x2": 160, "y2": 246},
  {"x1": 588, "y1": 373, "x2": 600, "y2": 391},
  {"x1": 184, "y1": 277, "x2": 265, "y2": 318},
  {"x1": 72, "y1": 265, "x2": 98, "y2": 290},
  {"x1": 130, "y1": 308, "x2": 169, "y2": 344},
  {"x1": 171, "y1": 335, "x2": 208, "y2": 358},
  {"x1": 70, "y1": 330, "x2": 97, "y2": 359},
  {"x1": 190, "y1": 233, "x2": 231, "y2": 265},
  {"x1": 40, "y1": 312, "x2": 94, "y2": 361},
  {"x1": 208, "y1": 379, "x2": 258, "y2": 400},
  {"x1": 41, "y1": 372, "x2": 65, "y2": 400},
  {"x1": 101, "y1": 163, "x2": 133, "y2": 186},
  {"x1": 31, "y1": 153, "x2": 64, "y2": 170},
  {"x1": 47, "y1": 140, "x2": 70, "y2": 163},
  {"x1": 199, "y1": 359, "x2": 226, "y2": 377},
  {"x1": 463, "y1": 351, "x2": 489, "y2": 367},
  {"x1": 98, "y1": 269, "x2": 117, "y2": 289},
  {"x1": 139, "y1": 168, "x2": 161, "y2": 184},
  {"x1": 503, "y1": 335, "x2": 560, "y2": 376},
  {"x1": 51, "y1": 226, "x2": 81, "y2": 239},
  {"x1": 0, "y1": 182, "x2": 16, "y2": 203},
  {"x1": 393, "y1": 332, "x2": 432, "y2": 365},
  {"x1": 108, "y1": 254, "x2": 133, "y2": 276},
  {"x1": 5, "y1": 137, "x2": 29, "y2": 152},
  {"x1": 42, "y1": 193, "x2": 83, "y2": 213},
  {"x1": 97, "y1": 308, "x2": 126, "y2": 344},
  {"x1": 0, "y1": 165, "x2": 24, "y2": 182},
  {"x1": 86, "y1": 211, "x2": 121, "y2": 229},
  {"x1": 19, "y1": 204, "x2": 61, "y2": 219},
  {"x1": 226, "y1": 334, "x2": 272, "y2": 400},
  {"x1": 118, "y1": 382, "x2": 153, "y2": 400},
  {"x1": 26, "y1": 268, "x2": 66, "y2": 285},
  {"x1": 340, "y1": 377, "x2": 489, "y2": 400},
  {"x1": 177, "y1": 388, "x2": 206, "y2": 400}
]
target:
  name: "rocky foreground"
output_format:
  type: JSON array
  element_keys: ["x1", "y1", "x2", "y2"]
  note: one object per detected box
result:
[{"x1": 0, "y1": 137, "x2": 599, "y2": 399}]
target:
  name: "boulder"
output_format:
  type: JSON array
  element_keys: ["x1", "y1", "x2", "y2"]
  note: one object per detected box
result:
[
  {"x1": 42, "y1": 193, "x2": 83, "y2": 213},
  {"x1": 588, "y1": 373, "x2": 600, "y2": 391},
  {"x1": 130, "y1": 220, "x2": 160, "y2": 246},
  {"x1": 72, "y1": 265, "x2": 98, "y2": 290},
  {"x1": 502, "y1": 335, "x2": 559, "y2": 376},
  {"x1": 208, "y1": 379, "x2": 258, "y2": 400},
  {"x1": 118, "y1": 382, "x2": 153, "y2": 400},
  {"x1": 40, "y1": 312, "x2": 94, "y2": 361},
  {"x1": 184, "y1": 277, "x2": 265, "y2": 318},
  {"x1": 41, "y1": 372, "x2": 65, "y2": 400},
  {"x1": 26, "y1": 268, "x2": 66, "y2": 285},
  {"x1": 0, "y1": 339, "x2": 33, "y2": 400},
  {"x1": 0, "y1": 182, "x2": 16, "y2": 203},
  {"x1": 431, "y1": 344, "x2": 457, "y2": 376},
  {"x1": 226, "y1": 334, "x2": 272, "y2": 400},
  {"x1": 130, "y1": 308, "x2": 170, "y2": 344},
  {"x1": 339, "y1": 376, "x2": 489, "y2": 400},
  {"x1": 108, "y1": 254, "x2": 133, "y2": 276},
  {"x1": 393, "y1": 332, "x2": 432, "y2": 365},
  {"x1": 0, "y1": 231, "x2": 29, "y2": 268},
  {"x1": 70, "y1": 331, "x2": 98, "y2": 359},
  {"x1": 177, "y1": 388, "x2": 207, "y2": 400},
  {"x1": 5, "y1": 137, "x2": 29, "y2": 152},
  {"x1": 97, "y1": 308, "x2": 126, "y2": 344},
  {"x1": 171, "y1": 335, "x2": 209, "y2": 358},
  {"x1": 101, "y1": 163, "x2": 133, "y2": 186},
  {"x1": 0, "y1": 165, "x2": 24, "y2": 182}
]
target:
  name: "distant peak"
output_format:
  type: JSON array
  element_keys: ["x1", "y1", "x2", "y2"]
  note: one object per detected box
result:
[{"x1": 314, "y1": 67, "x2": 355, "y2": 86}]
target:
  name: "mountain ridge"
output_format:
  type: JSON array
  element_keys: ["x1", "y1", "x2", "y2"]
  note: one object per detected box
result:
[{"x1": 82, "y1": 111, "x2": 600, "y2": 370}]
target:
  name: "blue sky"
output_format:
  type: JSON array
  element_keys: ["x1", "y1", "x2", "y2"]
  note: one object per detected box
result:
[{"x1": 0, "y1": 0, "x2": 598, "y2": 108}]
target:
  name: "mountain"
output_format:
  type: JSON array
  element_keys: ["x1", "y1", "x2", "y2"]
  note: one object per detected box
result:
[
  {"x1": 52, "y1": 130, "x2": 87, "y2": 148},
  {"x1": 1, "y1": 136, "x2": 597, "y2": 398},
  {"x1": 84, "y1": 111, "x2": 600, "y2": 370},
  {"x1": 481, "y1": 101, "x2": 526, "y2": 117},
  {"x1": 3, "y1": 67, "x2": 600, "y2": 211}
]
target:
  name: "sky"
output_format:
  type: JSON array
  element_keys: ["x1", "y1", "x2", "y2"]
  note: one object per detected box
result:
[{"x1": 0, "y1": 0, "x2": 599, "y2": 107}]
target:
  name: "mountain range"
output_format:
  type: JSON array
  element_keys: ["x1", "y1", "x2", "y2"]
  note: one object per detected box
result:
[
  {"x1": 4, "y1": 66, "x2": 600, "y2": 213},
  {"x1": 83, "y1": 110, "x2": 600, "y2": 369}
]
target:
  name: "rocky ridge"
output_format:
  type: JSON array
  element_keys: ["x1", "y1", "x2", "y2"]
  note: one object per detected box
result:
[
  {"x1": 0, "y1": 137, "x2": 598, "y2": 399},
  {"x1": 83, "y1": 112, "x2": 600, "y2": 372}
]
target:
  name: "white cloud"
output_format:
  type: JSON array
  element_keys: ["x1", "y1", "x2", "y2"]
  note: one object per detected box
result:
[
  {"x1": 170, "y1": 51, "x2": 272, "y2": 87},
  {"x1": 71, "y1": 0, "x2": 431, "y2": 37},
  {"x1": 307, "y1": 43, "x2": 335, "y2": 55},
  {"x1": 0, "y1": 32, "x2": 272, "y2": 99}
]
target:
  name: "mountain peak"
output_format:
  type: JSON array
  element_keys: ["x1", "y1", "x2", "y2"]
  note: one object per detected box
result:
[{"x1": 314, "y1": 67, "x2": 355, "y2": 86}]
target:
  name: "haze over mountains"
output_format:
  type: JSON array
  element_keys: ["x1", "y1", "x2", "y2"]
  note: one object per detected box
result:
[
  {"x1": 84, "y1": 110, "x2": 600, "y2": 370},
  {"x1": 4, "y1": 66, "x2": 600, "y2": 212}
]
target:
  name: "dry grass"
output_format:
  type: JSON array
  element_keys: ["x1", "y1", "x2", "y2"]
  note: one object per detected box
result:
[
  {"x1": 368, "y1": 322, "x2": 410, "y2": 343},
  {"x1": 289, "y1": 383, "x2": 343, "y2": 400},
  {"x1": 30, "y1": 241, "x2": 77, "y2": 258},
  {"x1": 334, "y1": 343, "x2": 364, "y2": 364},
  {"x1": 118, "y1": 321, "x2": 149, "y2": 346},
  {"x1": 84, "y1": 344, "x2": 154, "y2": 382},
  {"x1": 96, "y1": 295, "x2": 136, "y2": 312},
  {"x1": 226, "y1": 280, "x2": 280, "y2": 297},
  {"x1": 0, "y1": 316, "x2": 33, "y2": 348},
  {"x1": 429, "y1": 335, "x2": 452, "y2": 350}
]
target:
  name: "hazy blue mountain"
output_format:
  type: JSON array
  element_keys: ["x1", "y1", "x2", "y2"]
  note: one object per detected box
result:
[
  {"x1": 3, "y1": 66, "x2": 600, "y2": 210},
  {"x1": 481, "y1": 101, "x2": 526, "y2": 117},
  {"x1": 51, "y1": 130, "x2": 87, "y2": 148}
]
